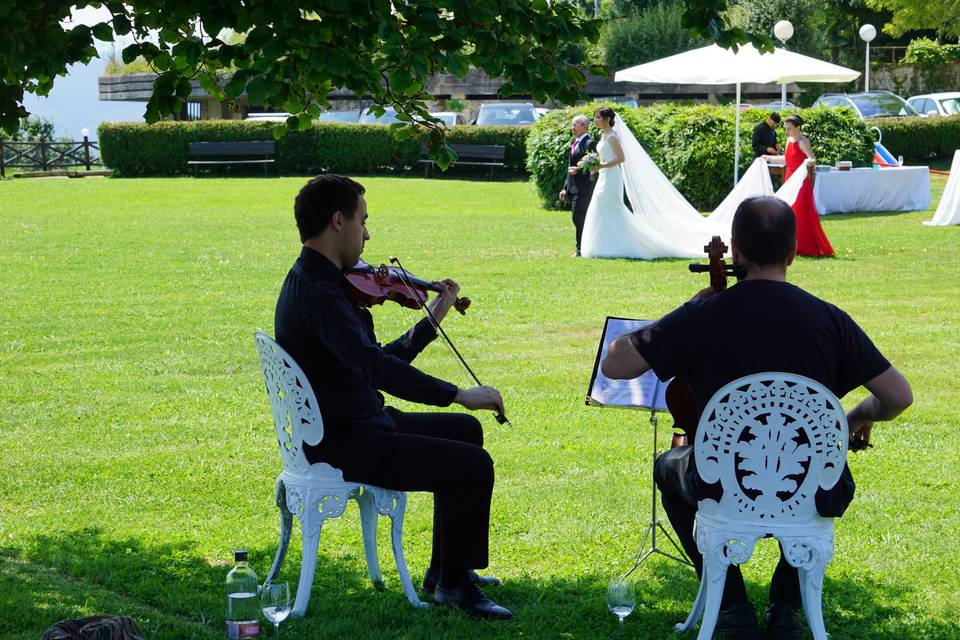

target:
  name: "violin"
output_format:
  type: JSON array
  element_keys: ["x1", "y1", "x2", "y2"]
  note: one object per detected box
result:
[
  {"x1": 344, "y1": 261, "x2": 471, "y2": 315},
  {"x1": 343, "y1": 257, "x2": 511, "y2": 427},
  {"x1": 664, "y1": 236, "x2": 744, "y2": 447}
]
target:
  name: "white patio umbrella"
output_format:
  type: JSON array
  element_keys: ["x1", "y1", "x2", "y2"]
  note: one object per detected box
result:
[{"x1": 614, "y1": 43, "x2": 860, "y2": 184}]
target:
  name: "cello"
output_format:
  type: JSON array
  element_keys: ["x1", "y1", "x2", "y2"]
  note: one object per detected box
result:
[{"x1": 664, "y1": 236, "x2": 744, "y2": 446}]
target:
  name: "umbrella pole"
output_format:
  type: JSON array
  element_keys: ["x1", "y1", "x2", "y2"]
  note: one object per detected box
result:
[{"x1": 734, "y1": 82, "x2": 741, "y2": 186}]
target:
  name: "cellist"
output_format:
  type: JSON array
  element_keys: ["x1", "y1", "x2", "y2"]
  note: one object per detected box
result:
[
  {"x1": 601, "y1": 196, "x2": 912, "y2": 640},
  {"x1": 274, "y1": 175, "x2": 511, "y2": 619}
]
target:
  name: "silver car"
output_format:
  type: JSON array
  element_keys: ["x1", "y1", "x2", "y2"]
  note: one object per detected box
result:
[
  {"x1": 473, "y1": 102, "x2": 540, "y2": 126},
  {"x1": 811, "y1": 91, "x2": 919, "y2": 119},
  {"x1": 907, "y1": 92, "x2": 960, "y2": 116}
]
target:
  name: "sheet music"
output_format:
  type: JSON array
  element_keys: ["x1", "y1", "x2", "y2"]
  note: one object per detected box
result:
[{"x1": 586, "y1": 317, "x2": 670, "y2": 411}]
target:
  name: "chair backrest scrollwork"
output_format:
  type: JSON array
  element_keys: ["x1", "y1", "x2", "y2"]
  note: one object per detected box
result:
[
  {"x1": 695, "y1": 373, "x2": 848, "y2": 523},
  {"x1": 254, "y1": 331, "x2": 325, "y2": 475}
]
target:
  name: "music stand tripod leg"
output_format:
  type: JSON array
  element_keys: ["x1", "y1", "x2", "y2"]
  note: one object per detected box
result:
[{"x1": 631, "y1": 409, "x2": 693, "y2": 569}]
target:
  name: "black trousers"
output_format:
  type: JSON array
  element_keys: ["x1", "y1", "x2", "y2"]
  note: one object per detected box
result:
[
  {"x1": 570, "y1": 189, "x2": 593, "y2": 251},
  {"x1": 654, "y1": 446, "x2": 803, "y2": 610},
  {"x1": 305, "y1": 408, "x2": 493, "y2": 582}
]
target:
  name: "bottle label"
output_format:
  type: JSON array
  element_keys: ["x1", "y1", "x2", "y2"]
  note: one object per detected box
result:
[{"x1": 226, "y1": 620, "x2": 259, "y2": 638}]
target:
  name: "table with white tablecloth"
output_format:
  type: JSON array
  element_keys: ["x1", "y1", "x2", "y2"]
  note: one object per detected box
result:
[{"x1": 813, "y1": 166, "x2": 931, "y2": 215}]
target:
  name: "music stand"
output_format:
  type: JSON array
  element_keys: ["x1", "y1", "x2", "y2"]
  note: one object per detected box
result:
[{"x1": 586, "y1": 316, "x2": 692, "y2": 571}]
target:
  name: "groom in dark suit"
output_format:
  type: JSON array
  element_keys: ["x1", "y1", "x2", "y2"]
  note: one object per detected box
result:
[{"x1": 559, "y1": 115, "x2": 596, "y2": 256}]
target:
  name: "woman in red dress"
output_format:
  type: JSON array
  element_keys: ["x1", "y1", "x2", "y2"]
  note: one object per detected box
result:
[{"x1": 765, "y1": 115, "x2": 835, "y2": 257}]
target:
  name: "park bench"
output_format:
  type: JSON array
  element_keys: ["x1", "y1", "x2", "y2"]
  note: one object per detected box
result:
[
  {"x1": 419, "y1": 143, "x2": 506, "y2": 178},
  {"x1": 187, "y1": 141, "x2": 276, "y2": 176}
]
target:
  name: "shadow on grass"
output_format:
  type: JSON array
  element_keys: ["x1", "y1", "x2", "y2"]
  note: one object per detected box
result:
[{"x1": 1, "y1": 528, "x2": 957, "y2": 640}]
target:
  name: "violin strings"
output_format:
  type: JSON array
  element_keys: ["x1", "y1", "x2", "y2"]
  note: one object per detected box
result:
[{"x1": 389, "y1": 257, "x2": 511, "y2": 427}]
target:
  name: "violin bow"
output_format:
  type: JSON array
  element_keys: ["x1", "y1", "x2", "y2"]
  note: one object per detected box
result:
[{"x1": 388, "y1": 256, "x2": 511, "y2": 427}]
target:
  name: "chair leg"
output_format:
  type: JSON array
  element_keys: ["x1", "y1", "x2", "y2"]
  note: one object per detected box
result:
[
  {"x1": 265, "y1": 479, "x2": 293, "y2": 584},
  {"x1": 675, "y1": 570, "x2": 707, "y2": 633},
  {"x1": 695, "y1": 557, "x2": 728, "y2": 640},
  {"x1": 386, "y1": 493, "x2": 426, "y2": 608},
  {"x1": 799, "y1": 563, "x2": 829, "y2": 640},
  {"x1": 292, "y1": 516, "x2": 323, "y2": 618},
  {"x1": 356, "y1": 489, "x2": 384, "y2": 588},
  {"x1": 782, "y1": 535, "x2": 833, "y2": 640}
]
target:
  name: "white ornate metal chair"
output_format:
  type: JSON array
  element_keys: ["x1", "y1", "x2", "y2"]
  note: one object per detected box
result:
[
  {"x1": 254, "y1": 331, "x2": 425, "y2": 616},
  {"x1": 675, "y1": 373, "x2": 848, "y2": 640}
]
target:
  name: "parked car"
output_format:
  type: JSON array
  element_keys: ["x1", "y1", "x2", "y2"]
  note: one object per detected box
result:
[
  {"x1": 595, "y1": 96, "x2": 639, "y2": 108},
  {"x1": 245, "y1": 112, "x2": 291, "y2": 122},
  {"x1": 429, "y1": 111, "x2": 467, "y2": 127},
  {"x1": 738, "y1": 101, "x2": 797, "y2": 112},
  {"x1": 907, "y1": 92, "x2": 960, "y2": 116},
  {"x1": 534, "y1": 107, "x2": 551, "y2": 119},
  {"x1": 473, "y1": 102, "x2": 540, "y2": 126},
  {"x1": 811, "y1": 91, "x2": 919, "y2": 119},
  {"x1": 359, "y1": 107, "x2": 403, "y2": 125},
  {"x1": 318, "y1": 110, "x2": 360, "y2": 123}
]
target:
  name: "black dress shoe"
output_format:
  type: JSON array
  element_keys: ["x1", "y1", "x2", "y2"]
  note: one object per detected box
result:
[
  {"x1": 422, "y1": 568, "x2": 502, "y2": 594},
  {"x1": 764, "y1": 603, "x2": 803, "y2": 640},
  {"x1": 433, "y1": 580, "x2": 513, "y2": 620},
  {"x1": 714, "y1": 601, "x2": 762, "y2": 640}
]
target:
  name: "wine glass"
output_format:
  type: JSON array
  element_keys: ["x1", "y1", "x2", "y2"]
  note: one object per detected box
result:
[
  {"x1": 261, "y1": 581, "x2": 291, "y2": 639},
  {"x1": 607, "y1": 577, "x2": 636, "y2": 624}
]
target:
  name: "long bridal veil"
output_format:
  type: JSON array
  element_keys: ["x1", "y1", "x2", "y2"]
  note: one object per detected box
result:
[{"x1": 610, "y1": 118, "x2": 775, "y2": 258}]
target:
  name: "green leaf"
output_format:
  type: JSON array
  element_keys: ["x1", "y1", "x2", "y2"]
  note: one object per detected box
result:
[
  {"x1": 112, "y1": 14, "x2": 131, "y2": 36},
  {"x1": 121, "y1": 44, "x2": 141, "y2": 64},
  {"x1": 245, "y1": 77, "x2": 270, "y2": 107},
  {"x1": 91, "y1": 22, "x2": 114, "y2": 42},
  {"x1": 197, "y1": 72, "x2": 225, "y2": 101}
]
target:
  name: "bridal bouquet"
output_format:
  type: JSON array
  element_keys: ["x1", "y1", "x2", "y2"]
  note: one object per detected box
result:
[{"x1": 579, "y1": 152, "x2": 601, "y2": 180}]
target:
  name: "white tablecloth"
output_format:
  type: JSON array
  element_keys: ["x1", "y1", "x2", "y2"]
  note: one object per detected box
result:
[{"x1": 813, "y1": 166, "x2": 931, "y2": 215}]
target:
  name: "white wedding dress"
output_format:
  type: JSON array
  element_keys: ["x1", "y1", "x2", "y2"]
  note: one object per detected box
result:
[{"x1": 579, "y1": 120, "x2": 776, "y2": 259}]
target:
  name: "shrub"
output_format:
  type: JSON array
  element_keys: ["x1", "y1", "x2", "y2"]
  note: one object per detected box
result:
[
  {"x1": 99, "y1": 120, "x2": 529, "y2": 177},
  {"x1": 527, "y1": 103, "x2": 875, "y2": 211},
  {"x1": 903, "y1": 37, "x2": 960, "y2": 65},
  {"x1": 798, "y1": 107, "x2": 875, "y2": 168},
  {"x1": 868, "y1": 114, "x2": 960, "y2": 163},
  {"x1": 526, "y1": 103, "x2": 650, "y2": 210}
]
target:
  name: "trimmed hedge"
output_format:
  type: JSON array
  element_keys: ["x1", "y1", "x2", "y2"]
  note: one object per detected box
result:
[
  {"x1": 98, "y1": 120, "x2": 530, "y2": 177},
  {"x1": 528, "y1": 103, "x2": 875, "y2": 211},
  {"x1": 868, "y1": 114, "x2": 960, "y2": 164}
]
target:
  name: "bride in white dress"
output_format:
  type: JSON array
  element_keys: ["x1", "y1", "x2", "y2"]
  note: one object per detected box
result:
[{"x1": 579, "y1": 107, "x2": 776, "y2": 259}]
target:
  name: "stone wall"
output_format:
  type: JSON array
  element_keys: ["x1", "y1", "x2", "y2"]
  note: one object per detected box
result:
[{"x1": 871, "y1": 62, "x2": 960, "y2": 96}]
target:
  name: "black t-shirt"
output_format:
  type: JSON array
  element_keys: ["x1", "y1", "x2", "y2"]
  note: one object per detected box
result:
[
  {"x1": 630, "y1": 279, "x2": 889, "y2": 412},
  {"x1": 629, "y1": 279, "x2": 890, "y2": 516}
]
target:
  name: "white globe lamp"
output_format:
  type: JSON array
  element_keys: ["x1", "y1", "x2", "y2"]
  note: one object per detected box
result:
[
  {"x1": 774, "y1": 21, "x2": 794, "y2": 110},
  {"x1": 774, "y1": 20, "x2": 794, "y2": 43},
  {"x1": 860, "y1": 24, "x2": 877, "y2": 92},
  {"x1": 80, "y1": 128, "x2": 90, "y2": 139}
]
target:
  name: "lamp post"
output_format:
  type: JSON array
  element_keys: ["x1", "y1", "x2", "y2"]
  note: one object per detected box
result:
[
  {"x1": 859, "y1": 24, "x2": 877, "y2": 93},
  {"x1": 774, "y1": 20, "x2": 794, "y2": 110},
  {"x1": 80, "y1": 128, "x2": 91, "y2": 171}
]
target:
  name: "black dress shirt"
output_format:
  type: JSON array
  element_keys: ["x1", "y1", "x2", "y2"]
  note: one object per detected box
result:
[
  {"x1": 274, "y1": 246, "x2": 457, "y2": 435},
  {"x1": 752, "y1": 121, "x2": 778, "y2": 158}
]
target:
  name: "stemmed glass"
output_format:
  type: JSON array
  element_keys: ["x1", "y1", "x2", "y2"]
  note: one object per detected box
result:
[
  {"x1": 607, "y1": 576, "x2": 636, "y2": 624},
  {"x1": 261, "y1": 581, "x2": 291, "y2": 639}
]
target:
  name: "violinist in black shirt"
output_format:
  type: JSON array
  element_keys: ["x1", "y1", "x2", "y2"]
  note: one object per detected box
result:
[{"x1": 274, "y1": 175, "x2": 512, "y2": 620}]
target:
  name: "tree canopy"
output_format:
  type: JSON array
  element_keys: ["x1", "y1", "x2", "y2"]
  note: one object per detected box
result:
[
  {"x1": 867, "y1": 0, "x2": 960, "y2": 39},
  {"x1": 1, "y1": 1, "x2": 769, "y2": 164}
]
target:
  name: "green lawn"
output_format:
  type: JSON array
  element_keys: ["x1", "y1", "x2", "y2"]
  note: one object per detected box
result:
[{"x1": 1, "y1": 175, "x2": 958, "y2": 639}]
